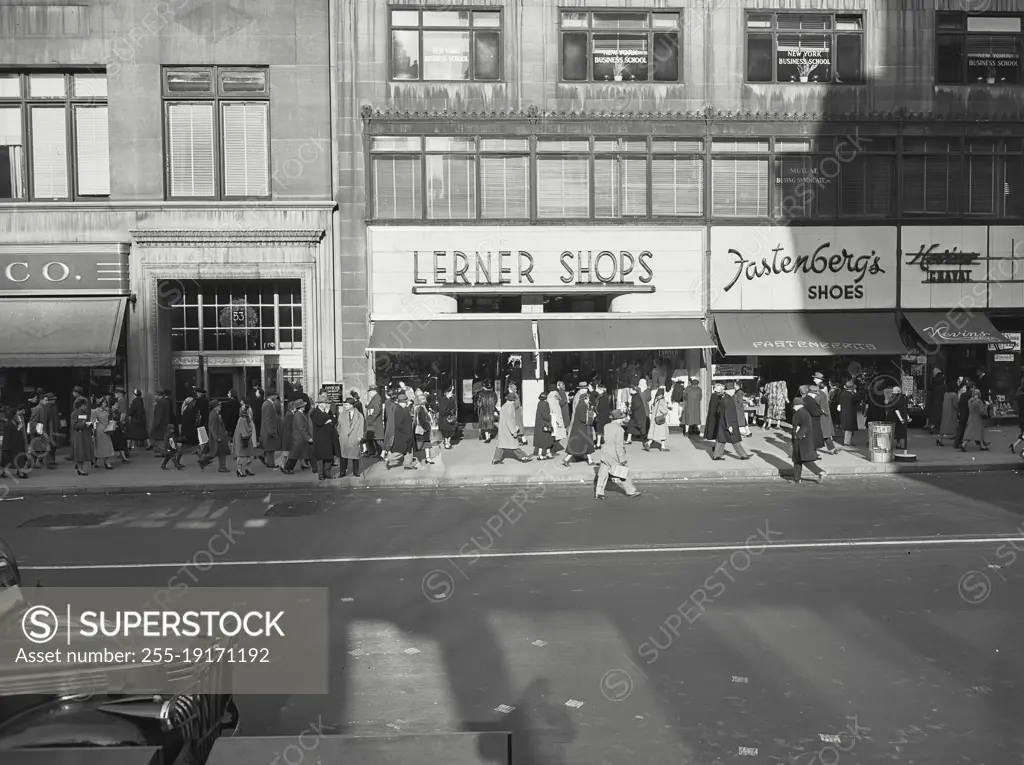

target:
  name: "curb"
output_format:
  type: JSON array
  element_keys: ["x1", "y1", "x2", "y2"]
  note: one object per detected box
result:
[{"x1": 2, "y1": 460, "x2": 1020, "y2": 497}]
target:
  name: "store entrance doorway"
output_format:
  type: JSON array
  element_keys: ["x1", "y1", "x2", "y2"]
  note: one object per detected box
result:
[{"x1": 208, "y1": 366, "x2": 263, "y2": 400}]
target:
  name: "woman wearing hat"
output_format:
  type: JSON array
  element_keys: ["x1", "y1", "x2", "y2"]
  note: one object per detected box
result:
[
  {"x1": 594, "y1": 408, "x2": 640, "y2": 499},
  {"x1": 413, "y1": 392, "x2": 435, "y2": 465},
  {"x1": 533, "y1": 391, "x2": 555, "y2": 459},
  {"x1": 643, "y1": 386, "x2": 670, "y2": 452},
  {"x1": 233, "y1": 402, "x2": 257, "y2": 476},
  {"x1": 438, "y1": 384, "x2": 458, "y2": 450},
  {"x1": 283, "y1": 398, "x2": 313, "y2": 473},
  {"x1": 562, "y1": 381, "x2": 596, "y2": 468},
  {"x1": 180, "y1": 396, "x2": 199, "y2": 452},
  {"x1": 126, "y1": 388, "x2": 149, "y2": 450}
]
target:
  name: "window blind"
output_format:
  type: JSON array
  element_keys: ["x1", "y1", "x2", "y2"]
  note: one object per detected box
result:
[
  {"x1": 903, "y1": 156, "x2": 961, "y2": 214},
  {"x1": 168, "y1": 102, "x2": 215, "y2": 197},
  {"x1": 537, "y1": 156, "x2": 589, "y2": 218},
  {"x1": 652, "y1": 157, "x2": 702, "y2": 215},
  {"x1": 222, "y1": 102, "x2": 269, "y2": 197},
  {"x1": 30, "y1": 106, "x2": 68, "y2": 199},
  {"x1": 839, "y1": 155, "x2": 894, "y2": 216},
  {"x1": 427, "y1": 154, "x2": 476, "y2": 219},
  {"x1": 712, "y1": 157, "x2": 768, "y2": 216},
  {"x1": 373, "y1": 156, "x2": 422, "y2": 218},
  {"x1": 74, "y1": 105, "x2": 110, "y2": 196},
  {"x1": 0, "y1": 106, "x2": 23, "y2": 199},
  {"x1": 594, "y1": 156, "x2": 647, "y2": 217},
  {"x1": 965, "y1": 154, "x2": 998, "y2": 215},
  {"x1": 481, "y1": 155, "x2": 528, "y2": 218}
]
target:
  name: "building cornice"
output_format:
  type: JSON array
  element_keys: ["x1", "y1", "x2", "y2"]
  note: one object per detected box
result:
[
  {"x1": 361, "y1": 104, "x2": 1024, "y2": 123},
  {"x1": 130, "y1": 229, "x2": 326, "y2": 247}
]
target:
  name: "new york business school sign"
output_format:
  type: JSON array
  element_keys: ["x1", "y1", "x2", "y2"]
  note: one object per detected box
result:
[
  {"x1": 710, "y1": 227, "x2": 898, "y2": 311},
  {"x1": 0, "y1": 244, "x2": 130, "y2": 296}
]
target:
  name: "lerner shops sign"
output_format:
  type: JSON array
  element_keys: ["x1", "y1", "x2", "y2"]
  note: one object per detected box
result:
[
  {"x1": 413, "y1": 249, "x2": 654, "y2": 286},
  {"x1": 368, "y1": 226, "x2": 705, "y2": 317},
  {"x1": 709, "y1": 226, "x2": 897, "y2": 311}
]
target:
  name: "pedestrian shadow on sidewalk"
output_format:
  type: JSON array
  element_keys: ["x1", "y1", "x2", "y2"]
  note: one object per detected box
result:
[{"x1": 748, "y1": 448, "x2": 791, "y2": 478}]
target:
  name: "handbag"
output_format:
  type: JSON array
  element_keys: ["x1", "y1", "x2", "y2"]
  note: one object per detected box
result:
[
  {"x1": 197, "y1": 426, "x2": 209, "y2": 445},
  {"x1": 655, "y1": 412, "x2": 666, "y2": 426},
  {"x1": 241, "y1": 435, "x2": 251, "y2": 448}
]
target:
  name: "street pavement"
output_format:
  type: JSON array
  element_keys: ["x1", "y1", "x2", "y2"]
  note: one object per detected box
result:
[
  {"x1": 2, "y1": 425, "x2": 1023, "y2": 495},
  {"x1": 2, "y1": 476, "x2": 1023, "y2": 764}
]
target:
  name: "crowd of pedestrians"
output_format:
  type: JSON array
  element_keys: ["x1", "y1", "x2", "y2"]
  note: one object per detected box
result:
[{"x1": 2, "y1": 368, "x2": 1022, "y2": 488}]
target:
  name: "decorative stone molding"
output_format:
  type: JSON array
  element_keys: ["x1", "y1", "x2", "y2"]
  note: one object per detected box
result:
[
  {"x1": 171, "y1": 356, "x2": 200, "y2": 367},
  {"x1": 143, "y1": 264, "x2": 312, "y2": 396},
  {"x1": 361, "y1": 104, "x2": 1023, "y2": 124},
  {"x1": 205, "y1": 356, "x2": 265, "y2": 367},
  {"x1": 130, "y1": 229, "x2": 325, "y2": 247}
]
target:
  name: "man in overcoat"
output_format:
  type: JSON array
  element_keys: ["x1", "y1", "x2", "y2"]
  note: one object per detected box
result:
[
  {"x1": 385, "y1": 393, "x2": 417, "y2": 470},
  {"x1": 259, "y1": 393, "x2": 281, "y2": 468},
  {"x1": 198, "y1": 400, "x2": 231, "y2": 472},
  {"x1": 791, "y1": 396, "x2": 825, "y2": 484},
  {"x1": 364, "y1": 385, "x2": 383, "y2": 457},
  {"x1": 594, "y1": 409, "x2": 640, "y2": 500},
  {"x1": 309, "y1": 395, "x2": 339, "y2": 480},
  {"x1": 712, "y1": 382, "x2": 751, "y2": 460},
  {"x1": 150, "y1": 389, "x2": 170, "y2": 457}
]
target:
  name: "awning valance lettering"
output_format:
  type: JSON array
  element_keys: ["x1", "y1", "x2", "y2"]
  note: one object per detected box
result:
[
  {"x1": 368, "y1": 317, "x2": 713, "y2": 353},
  {"x1": 368, "y1": 319, "x2": 535, "y2": 352},
  {"x1": 0, "y1": 297, "x2": 127, "y2": 367},
  {"x1": 903, "y1": 310, "x2": 1010, "y2": 346},
  {"x1": 713, "y1": 312, "x2": 908, "y2": 356},
  {"x1": 536, "y1": 318, "x2": 712, "y2": 351}
]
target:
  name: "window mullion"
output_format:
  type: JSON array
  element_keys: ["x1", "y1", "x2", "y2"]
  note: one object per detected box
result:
[{"x1": 420, "y1": 149, "x2": 427, "y2": 221}]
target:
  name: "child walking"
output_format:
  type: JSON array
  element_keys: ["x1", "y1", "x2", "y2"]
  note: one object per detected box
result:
[{"x1": 161, "y1": 424, "x2": 184, "y2": 470}]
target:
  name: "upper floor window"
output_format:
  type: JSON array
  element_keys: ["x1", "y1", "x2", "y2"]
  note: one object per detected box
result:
[
  {"x1": 390, "y1": 9, "x2": 502, "y2": 82},
  {"x1": 0, "y1": 71, "x2": 109, "y2": 201},
  {"x1": 162, "y1": 66, "x2": 270, "y2": 200},
  {"x1": 936, "y1": 13, "x2": 1022, "y2": 85},
  {"x1": 560, "y1": 10, "x2": 681, "y2": 82},
  {"x1": 746, "y1": 12, "x2": 864, "y2": 84}
]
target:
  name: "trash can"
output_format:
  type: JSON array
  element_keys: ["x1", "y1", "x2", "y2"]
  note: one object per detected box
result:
[{"x1": 868, "y1": 421, "x2": 894, "y2": 463}]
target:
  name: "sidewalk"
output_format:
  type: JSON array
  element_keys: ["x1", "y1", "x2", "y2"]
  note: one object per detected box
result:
[{"x1": 1, "y1": 424, "x2": 1021, "y2": 496}]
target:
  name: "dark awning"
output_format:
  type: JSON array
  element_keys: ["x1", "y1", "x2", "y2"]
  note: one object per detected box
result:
[
  {"x1": 368, "y1": 318, "x2": 535, "y2": 352},
  {"x1": 536, "y1": 318, "x2": 713, "y2": 351},
  {"x1": 903, "y1": 310, "x2": 1010, "y2": 346},
  {"x1": 0, "y1": 297, "x2": 127, "y2": 367},
  {"x1": 713, "y1": 311, "x2": 908, "y2": 356}
]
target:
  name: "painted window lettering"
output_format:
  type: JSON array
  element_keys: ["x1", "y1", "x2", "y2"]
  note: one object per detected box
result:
[
  {"x1": 752, "y1": 341, "x2": 877, "y2": 350},
  {"x1": 723, "y1": 242, "x2": 885, "y2": 294}
]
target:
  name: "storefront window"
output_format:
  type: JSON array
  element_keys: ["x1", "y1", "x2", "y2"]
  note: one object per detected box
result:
[{"x1": 167, "y1": 279, "x2": 302, "y2": 353}]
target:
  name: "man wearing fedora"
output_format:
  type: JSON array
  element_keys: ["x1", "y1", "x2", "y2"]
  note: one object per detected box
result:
[
  {"x1": 791, "y1": 396, "x2": 825, "y2": 484},
  {"x1": 385, "y1": 392, "x2": 418, "y2": 470},
  {"x1": 594, "y1": 409, "x2": 640, "y2": 499},
  {"x1": 364, "y1": 384, "x2": 383, "y2": 457}
]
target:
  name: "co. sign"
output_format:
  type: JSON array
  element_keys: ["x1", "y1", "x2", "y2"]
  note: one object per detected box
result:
[{"x1": 4, "y1": 261, "x2": 73, "y2": 284}]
